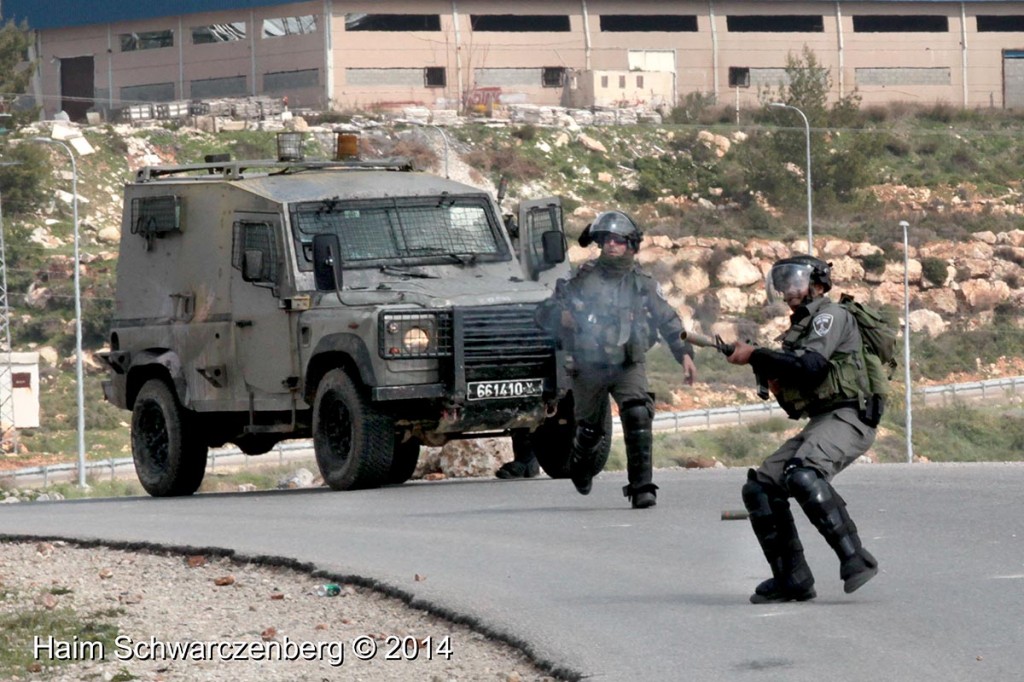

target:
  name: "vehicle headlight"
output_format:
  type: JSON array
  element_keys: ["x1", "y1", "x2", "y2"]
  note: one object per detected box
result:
[
  {"x1": 380, "y1": 311, "x2": 451, "y2": 358},
  {"x1": 403, "y1": 327, "x2": 430, "y2": 352}
]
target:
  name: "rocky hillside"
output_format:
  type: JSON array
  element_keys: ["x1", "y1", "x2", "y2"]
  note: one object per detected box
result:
[{"x1": 8, "y1": 112, "x2": 1024, "y2": 413}]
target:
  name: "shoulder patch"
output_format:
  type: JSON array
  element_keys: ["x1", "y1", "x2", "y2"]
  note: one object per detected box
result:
[{"x1": 812, "y1": 313, "x2": 834, "y2": 336}]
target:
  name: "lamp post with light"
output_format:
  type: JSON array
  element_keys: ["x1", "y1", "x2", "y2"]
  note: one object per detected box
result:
[
  {"x1": 29, "y1": 137, "x2": 86, "y2": 487},
  {"x1": 769, "y1": 102, "x2": 813, "y2": 256},
  {"x1": 900, "y1": 219, "x2": 913, "y2": 464}
]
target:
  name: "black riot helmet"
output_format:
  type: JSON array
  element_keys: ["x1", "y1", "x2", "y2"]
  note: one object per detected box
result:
[
  {"x1": 578, "y1": 210, "x2": 643, "y2": 252},
  {"x1": 767, "y1": 255, "x2": 833, "y2": 304}
]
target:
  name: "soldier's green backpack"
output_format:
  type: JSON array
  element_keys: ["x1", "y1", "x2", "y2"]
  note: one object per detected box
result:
[{"x1": 839, "y1": 293, "x2": 898, "y2": 398}]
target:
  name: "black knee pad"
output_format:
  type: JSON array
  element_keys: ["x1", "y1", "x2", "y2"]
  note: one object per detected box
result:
[
  {"x1": 574, "y1": 421, "x2": 603, "y2": 453},
  {"x1": 783, "y1": 466, "x2": 822, "y2": 502},
  {"x1": 743, "y1": 469, "x2": 787, "y2": 515},
  {"x1": 620, "y1": 400, "x2": 652, "y2": 432}
]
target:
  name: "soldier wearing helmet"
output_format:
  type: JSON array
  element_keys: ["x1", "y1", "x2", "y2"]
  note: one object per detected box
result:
[
  {"x1": 726, "y1": 254, "x2": 879, "y2": 602},
  {"x1": 535, "y1": 211, "x2": 697, "y2": 508}
]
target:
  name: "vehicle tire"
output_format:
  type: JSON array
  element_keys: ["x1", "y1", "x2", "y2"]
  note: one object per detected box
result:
[
  {"x1": 387, "y1": 438, "x2": 420, "y2": 485},
  {"x1": 313, "y1": 368, "x2": 395, "y2": 490},
  {"x1": 532, "y1": 393, "x2": 612, "y2": 479},
  {"x1": 131, "y1": 378, "x2": 208, "y2": 497}
]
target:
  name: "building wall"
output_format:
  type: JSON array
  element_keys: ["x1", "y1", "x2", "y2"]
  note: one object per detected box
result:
[
  {"x1": 22, "y1": 0, "x2": 1024, "y2": 119},
  {"x1": 2, "y1": 353, "x2": 40, "y2": 430}
]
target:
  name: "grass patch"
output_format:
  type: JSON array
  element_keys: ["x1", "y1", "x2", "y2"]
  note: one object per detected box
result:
[{"x1": 0, "y1": 607, "x2": 118, "y2": 677}]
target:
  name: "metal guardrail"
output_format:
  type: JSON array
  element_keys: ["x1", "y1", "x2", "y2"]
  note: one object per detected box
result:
[
  {"x1": 0, "y1": 440, "x2": 315, "y2": 487},
  {"x1": 5, "y1": 375, "x2": 1024, "y2": 486}
]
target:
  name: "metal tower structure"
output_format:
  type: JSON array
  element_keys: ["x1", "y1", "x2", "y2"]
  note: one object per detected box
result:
[{"x1": 0, "y1": 182, "x2": 15, "y2": 445}]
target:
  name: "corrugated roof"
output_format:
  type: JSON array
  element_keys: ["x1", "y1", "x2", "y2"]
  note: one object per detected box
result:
[
  {"x1": 1, "y1": 0, "x2": 290, "y2": 31},
  {"x1": 2, "y1": 0, "x2": 1019, "y2": 32}
]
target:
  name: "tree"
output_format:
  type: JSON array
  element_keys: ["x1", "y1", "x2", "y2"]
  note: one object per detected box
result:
[
  {"x1": 0, "y1": 20, "x2": 36, "y2": 124},
  {"x1": 736, "y1": 46, "x2": 879, "y2": 215}
]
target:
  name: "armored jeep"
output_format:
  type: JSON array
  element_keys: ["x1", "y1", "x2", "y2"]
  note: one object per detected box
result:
[{"x1": 101, "y1": 142, "x2": 609, "y2": 496}]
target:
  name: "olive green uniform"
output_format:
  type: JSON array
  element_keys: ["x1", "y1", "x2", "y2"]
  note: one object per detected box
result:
[
  {"x1": 754, "y1": 296, "x2": 877, "y2": 487},
  {"x1": 742, "y1": 294, "x2": 879, "y2": 601}
]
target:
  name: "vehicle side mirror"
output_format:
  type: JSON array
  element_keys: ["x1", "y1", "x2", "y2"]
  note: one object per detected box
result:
[
  {"x1": 313, "y1": 233, "x2": 343, "y2": 291},
  {"x1": 541, "y1": 230, "x2": 566, "y2": 264},
  {"x1": 242, "y1": 249, "x2": 266, "y2": 282}
]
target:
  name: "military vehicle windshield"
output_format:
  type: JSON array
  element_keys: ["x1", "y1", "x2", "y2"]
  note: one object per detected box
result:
[{"x1": 291, "y1": 196, "x2": 510, "y2": 269}]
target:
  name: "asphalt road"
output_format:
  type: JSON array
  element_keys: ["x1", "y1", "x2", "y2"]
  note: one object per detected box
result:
[{"x1": 2, "y1": 463, "x2": 1022, "y2": 681}]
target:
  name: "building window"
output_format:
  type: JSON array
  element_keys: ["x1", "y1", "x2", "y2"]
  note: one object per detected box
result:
[
  {"x1": 599, "y1": 15, "x2": 698, "y2": 32},
  {"x1": 424, "y1": 67, "x2": 446, "y2": 88},
  {"x1": 345, "y1": 14, "x2": 441, "y2": 31},
  {"x1": 601, "y1": 75, "x2": 609, "y2": 88},
  {"x1": 263, "y1": 16, "x2": 317, "y2": 38},
  {"x1": 542, "y1": 67, "x2": 566, "y2": 88},
  {"x1": 618, "y1": 75, "x2": 626, "y2": 88},
  {"x1": 726, "y1": 15, "x2": 824, "y2": 32},
  {"x1": 192, "y1": 22, "x2": 246, "y2": 44},
  {"x1": 120, "y1": 30, "x2": 174, "y2": 51},
  {"x1": 636, "y1": 75, "x2": 644, "y2": 88},
  {"x1": 977, "y1": 16, "x2": 1024, "y2": 32},
  {"x1": 853, "y1": 15, "x2": 949, "y2": 32},
  {"x1": 121, "y1": 82, "x2": 176, "y2": 102},
  {"x1": 471, "y1": 15, "x2": 570, "y2": 32},
  {"x1": 729, "y1": 67, "x2": 751, "y2": 88},
  {"x1": 265, "y1": 69, "x2": 319, "y2": 92},
  {"x1": 190, "y1": 76, "x2": 247, "y2": 99}
]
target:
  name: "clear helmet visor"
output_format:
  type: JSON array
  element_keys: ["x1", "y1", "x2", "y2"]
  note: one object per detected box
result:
[
  {"x1": 767, "y1": 263, "x2": 813, "y2": 303},
  {"x1": 590, "y1": 212, "x2": 638, "y2": 239}
]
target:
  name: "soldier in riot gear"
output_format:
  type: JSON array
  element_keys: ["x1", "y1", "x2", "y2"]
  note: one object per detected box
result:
[
  {"x1": 726, "y1": 255, "x2": 879, "y2": 602},
  {"x1": 536, "y1": 211, "x2": 697, "y2": 508}
]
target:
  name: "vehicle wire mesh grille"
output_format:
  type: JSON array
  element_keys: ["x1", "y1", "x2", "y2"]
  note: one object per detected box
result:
[
  {"x1": 460, "y1": 304, "x2": 555, "y2": 382},
  {"x1": 379, "y1": 311, "x2": 453, "y2": 358}
]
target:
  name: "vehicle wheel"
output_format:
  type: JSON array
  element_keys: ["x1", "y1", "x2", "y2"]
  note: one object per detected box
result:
[
  {"x1": 131, "y1": 379, "x2": 208, "y2": 497},
  {"x1": 387, "y1": 438, "x2": 420, "y2": 485},
  {"x1": 313, "y1": 368, "x2": 395, "y2": 490},
  {"x1": 532, "y1": 393, "x2": 612, "y2": 479}
]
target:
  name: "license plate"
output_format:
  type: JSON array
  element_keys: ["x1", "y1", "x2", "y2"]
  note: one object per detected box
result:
[{"x1": 466, "y1": 379, "x2": 544, "y2": 401}]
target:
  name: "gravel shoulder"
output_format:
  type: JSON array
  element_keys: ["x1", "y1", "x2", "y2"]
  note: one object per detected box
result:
[{"x1": 0, "y1": 540, "x2": 559, "y2": 681}]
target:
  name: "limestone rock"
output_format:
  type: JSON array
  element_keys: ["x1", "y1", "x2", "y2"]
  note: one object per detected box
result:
[
  {"x1": 908, "y1": 309, "x2": 947, "y2": 337},
  {"x1": 438, "y1": 438, "x2": 514, "y2": 478},
  {"x1": 716, "y1": 255, "x2": 761, "y2": 287}
]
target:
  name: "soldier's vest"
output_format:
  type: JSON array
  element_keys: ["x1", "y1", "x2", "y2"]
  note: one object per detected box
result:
[
  {"x1": 568, "y1": 264, "x2": 657, "y2": 365},
  {"x1": 775, "y1": 303, "x2": 872, "y2": 419}
]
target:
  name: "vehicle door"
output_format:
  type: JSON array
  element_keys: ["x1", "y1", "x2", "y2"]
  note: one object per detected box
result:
[
  {"x1": 517, "y1": 196, "x2": 569, "y2": 289},
  {"x1": 228, "y1": 213, "x2": 299, "y2": 408}
]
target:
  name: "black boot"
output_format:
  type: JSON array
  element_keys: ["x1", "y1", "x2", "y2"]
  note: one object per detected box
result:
[
  {"x1": 786, "y1": 467, "x2": 878, "y2": 594},
  {"x1": 497, "y1": 432, "x2": 541, "y2": 479},
  {"x1": 742, "y1": 470, "x2": 816, "y2": 603},
  {"x1": 569, "y1": 423, "x2": 603, "y2": 495},
  {"x1": 621, "y1": 405, "x2": 657, "y2": 509},
  {"x1": 496, "y1": 458, "x2": 540, "y2": 479}
]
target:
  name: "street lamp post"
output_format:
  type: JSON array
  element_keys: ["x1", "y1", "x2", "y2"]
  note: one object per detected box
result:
[
  {"x1": 769, "y1": 102, "x2": 813, "y2": 256},
  {"x1": 900, "y1": 219, "x2": 914, "y2": 464},
  {"x1": 30, "y1": 137, "x2": 86, "y2": 487}
]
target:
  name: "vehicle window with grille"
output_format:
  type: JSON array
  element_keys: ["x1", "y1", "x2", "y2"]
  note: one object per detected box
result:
[
  {"x1": 232, "y1": 221, "x2": 279, "y2": 282},
  {"x1": 291, "y1": 198, "x2": 508, "y2": 268}
]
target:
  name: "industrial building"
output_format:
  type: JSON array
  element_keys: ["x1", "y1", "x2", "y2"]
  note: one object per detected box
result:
[{"x1": 4, "y1": 1, "x2": 1024, "y2": 121}]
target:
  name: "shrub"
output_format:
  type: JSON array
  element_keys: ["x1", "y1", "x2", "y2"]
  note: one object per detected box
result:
[
  {"x1": 0, "y1": 141, "x2": 49, "y2": 216},
  {"x1": 861, "y1": 252, "x2": 886, "y2": 273},
  {"x1": 920, "y1": 256, "x2": 949, "y2": 285}
]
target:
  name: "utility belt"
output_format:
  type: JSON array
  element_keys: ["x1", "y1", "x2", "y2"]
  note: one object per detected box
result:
[
  {"x1": 791, "y1": 397, "x2": 884, "y2": 427},
  {"x1": 805, "y1": 399, "x2": 860, "y2": 418}
]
